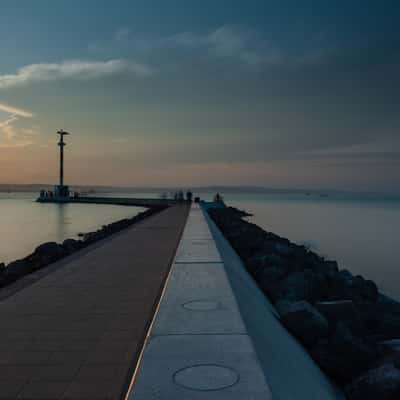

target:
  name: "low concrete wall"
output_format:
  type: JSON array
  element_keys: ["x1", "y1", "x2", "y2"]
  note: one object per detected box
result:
[
  {"x1": 128, "y1": 204, "x2": 343, "y2": 399},
  {"x1": 203, "y1": 206, "x2": 344, "y2": 400}
]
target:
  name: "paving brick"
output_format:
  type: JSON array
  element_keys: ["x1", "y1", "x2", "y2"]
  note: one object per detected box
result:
[
  {"x1": 17, "y1": 380, "x2": 70, "y2": 400},
  {"x1": 0, "y1": 205, "x2": 189, "y2": 399}
]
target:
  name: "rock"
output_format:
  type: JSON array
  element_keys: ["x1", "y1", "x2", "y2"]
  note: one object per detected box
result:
[
  {"x1": 257, "y1": 265, "x2": 288, "y2": 283},
  {"x1": 34, "y1": 242, "x2": 65, "y2": 262},
  {"x1": 273, "y1": 241, "x2": 294, "y2": 257},
  {"x1": 230, "y1": 230, "x2": 266, "y2": 259},
  {"x1": 255, "y1": 265, "x2": 289, "y2": 302},
  {"x1": 362, "y1": 280, "x2": 379, "y2": 303},
  {"x1": 339, "y1": 269, "x2": 354, "y2": 286},
  {"x1": 381, "y1": 339, "x2": 400, "y2": 353},
  {"x1": 315, "y1": 300, "x2": 369, "y2": 337},
  {"x1": 277, "y1": 300, "x2": 329, "y2": 347},
  {"x1": 344, "y1": 363, "x2": 400, "y2": 400},
  {"x1": 309, "y1": 259, "x2": 339, "y2": 278},
  {"x1": 4, "y1": 259, "x2": 33, "y2": 279},
  {"x1": 304, "y1": 270, "x2": 331, "y2": 302},
  {"x1": 280, "y1": 272, "x2": 307, "y2": 301},
  {"x1": 246, "y1": 253, "x2": 287, "y2": 278},
  {"x1": 377, "y1": 314, "x2": 400, "y2": 338},
  {"x1": 62, "y1": 238, "x2": 80, "y2": 253},
  {"x1": 311, "y1": 322, "x2": 380, "y2": 382},
  {"x1": 358, "y1": 296, "x2": 400, "y2": 339},
  {"x1": 315, "y1": 300, "x2": 358, "y2": 324}
]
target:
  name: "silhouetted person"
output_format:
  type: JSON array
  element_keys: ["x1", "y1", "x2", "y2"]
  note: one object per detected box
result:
[
  {"x1": 186, "y1": 190, "x2": 193, "y2": 202},
  {"x1": 214, "y1": 193, "x2": 223, "y2": 202}
]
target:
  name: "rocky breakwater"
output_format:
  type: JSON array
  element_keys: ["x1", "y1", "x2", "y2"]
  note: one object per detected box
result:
[
  {"x1": 0, "y1": 207, "x2": 165, "y2": 290},
  {"x1": 208, "y1": 206, "x2": 400, "y2": 400}
]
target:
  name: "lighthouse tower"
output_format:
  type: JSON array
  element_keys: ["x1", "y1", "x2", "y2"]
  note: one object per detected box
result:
[{"x1": 55, "y1": 129, "x2": 70, "y2": 198}]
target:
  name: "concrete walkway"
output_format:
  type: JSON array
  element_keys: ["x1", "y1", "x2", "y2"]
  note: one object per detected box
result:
[
  {"x1": 128, "y1": 204, "x2": 272, "y2": 399},
  {"x1": 0, "y1": 205, "x2": 189, "y2": 400},
  {"x1": 128, "y1": 204, "x2": 343, "y2": 400}
]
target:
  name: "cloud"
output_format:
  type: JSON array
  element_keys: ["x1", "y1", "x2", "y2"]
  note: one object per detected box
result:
[
  {"x1": 114, "y1": 27, "x2": 132, "y2": 41},
  {"x1": 0, "y1": 102, "x2": 35, "y2": 147},
  {"x1": 205, "y1": 26, "x2": 281, "y2": 65},
  {"x1": 153, "y1": 25, "x2": 283, "y2": 66},
  {"x1": 0, "y1": 102, "x2": 34, "y2": 117},
  {"x1": 0, "y1": 59, "x2": 153, "y2": 89},
  {"x1": 90, "y1": 25, "x2": 283, "y2": 68}
]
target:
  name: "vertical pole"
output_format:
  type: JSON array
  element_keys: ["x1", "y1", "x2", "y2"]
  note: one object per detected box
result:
[
  {"x1": 57, "y1": 130, "x2": 69, "y2": 193},
  {"x1": 59, "y1": 137, "x2": 64, "y2": 187}
]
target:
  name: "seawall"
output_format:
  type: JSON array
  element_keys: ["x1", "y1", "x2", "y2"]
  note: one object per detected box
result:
[{"x1": 128, "y1": 203, "x2": 343, "y2": 399}]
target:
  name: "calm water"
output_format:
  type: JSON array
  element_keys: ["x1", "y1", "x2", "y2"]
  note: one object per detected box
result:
[
  {"x1": 1, "y1": 190, "x2": 399, "y2": 300},
  {"x1": 0, "y1": 193, "x2": 145, "y2": 264},
  {"x1": 224, "y1": 193, "x2": 400, "y2": 300}
]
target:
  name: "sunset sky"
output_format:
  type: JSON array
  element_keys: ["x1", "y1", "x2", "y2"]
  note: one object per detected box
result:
[{"x1": 1, "y1": 0, "x2": 399, "y2": 191}]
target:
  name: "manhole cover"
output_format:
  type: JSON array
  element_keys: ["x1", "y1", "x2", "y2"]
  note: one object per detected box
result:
[
  {"x1": 173, "y1": 364, "x2": 239, "y2": 391},
  {"x1": 182, "y1": 300, "x2": 220, "y2": 311}
]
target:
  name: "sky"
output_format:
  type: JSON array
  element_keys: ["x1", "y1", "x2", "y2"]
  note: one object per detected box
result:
[{"x1": 0, "y1": 0, "x2": 399, "y2": 191}]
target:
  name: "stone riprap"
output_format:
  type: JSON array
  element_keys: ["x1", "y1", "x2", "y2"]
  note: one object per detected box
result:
[
  {"x1": 207, "y1": 205, "x2": 400, "y2": 400},
  {"x1": 0, "y1": 206, "x2": 166, "y2": 292}
]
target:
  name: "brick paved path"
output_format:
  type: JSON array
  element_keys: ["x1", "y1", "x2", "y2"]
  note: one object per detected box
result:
[{"x1": 0, "y1": 205, "x2": 189, "y2": 400}]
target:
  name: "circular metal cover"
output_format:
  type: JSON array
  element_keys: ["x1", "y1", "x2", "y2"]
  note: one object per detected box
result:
[
  {"x1": 173, "y1": 364, "x2": 240, "y2": 391},
  {"x1": 182, "y1": 300, "x2": 220, "y2": 311}
]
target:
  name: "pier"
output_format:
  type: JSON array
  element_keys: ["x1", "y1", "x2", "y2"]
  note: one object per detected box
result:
[
  {"x1": 0, "y1": 202, "x2": 343, "y2": 399},
  {"x1": 37, "y1": 196, "x2": 181, "y2": 208},
  {"x1": 0, "y1": 204, "x2": 189, "y2": 399}
]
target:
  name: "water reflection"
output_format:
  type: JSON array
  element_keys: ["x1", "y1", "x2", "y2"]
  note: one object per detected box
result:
[
  {"x1": 56, "y1": 204, "x2": 67, "y2": 242},
  {"x1": 0, "y1": 193, "x2": 145, "y2": 265}
]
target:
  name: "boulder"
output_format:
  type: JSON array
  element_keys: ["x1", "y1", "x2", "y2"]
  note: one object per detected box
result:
[
  {"x1": 34, "y1": 242, "x2": 65, "y2": 263},
  {"x1": 230, "y1": 230, "x2": 265, "y2": 259},
  {"x1": 361, "y1": 280, "x2": 379, "y2": 303},
  {"x1": 315, "y1": 300, "x2": 358, "y2": 324},
  {"x1": 311, "y1": 322, "x2": 380, "y2": 382},
  {"x1": 277, "y1": 300, "x2": 329, "y2": 347},
  {"x1": 62, "y1": 238, "x2": 80, "y2": 253},
  {"x1": 257, "y1": 265, "x2": 288, "y2": 283},
  {"x1": 344, "y1": 363, "x2": 400, "y2": 400},
  {"x1": 358, "y1": 297, "x2": 400, "y2": 339},
  {"x1": 247, "y1": 253, "x2": 288, "y2": 278},
  {"x1": 273, "y1": 241, "x2": 294, "y2": 257},
  {"x1": 325, "y1": 271, "x2": 353, "y2": 301},
  {"x1": 309, "y1": 259, "x2": 339, "y2": 278},
  {"x1": 4, "y1": 259, "x2": 33, "y2": 280},
  {"x1": 315, "y1": 300, "x2": 370, "y2": 337},
  {"x1": 280, "y1": 272, "x2": 307, "y2": 301},
  {"x1": 304, "y1": 270, "x2": 331, "y2": 302},
  {"x1": 339, "y1": 269, "x2": 354, "y2": 286},
  {"x1": 381, "y1": 339, "x2": 400, "y2": 353}
]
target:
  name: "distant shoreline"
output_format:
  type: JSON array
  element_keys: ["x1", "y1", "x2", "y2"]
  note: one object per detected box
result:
[{"x1": 1, "y1": 183, "x2": 400, "y2": 199}]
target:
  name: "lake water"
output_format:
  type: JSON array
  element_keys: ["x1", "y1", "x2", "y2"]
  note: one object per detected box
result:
[
  {"x1": 1, "y1": 190, "x2": 399, "y2": 300},
  {"x1": 224, "y1": 192, "x2": 400, "y2": 300},
  {"x1": 0, "y1": 192, "x2": 145, "y2": 265}
]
